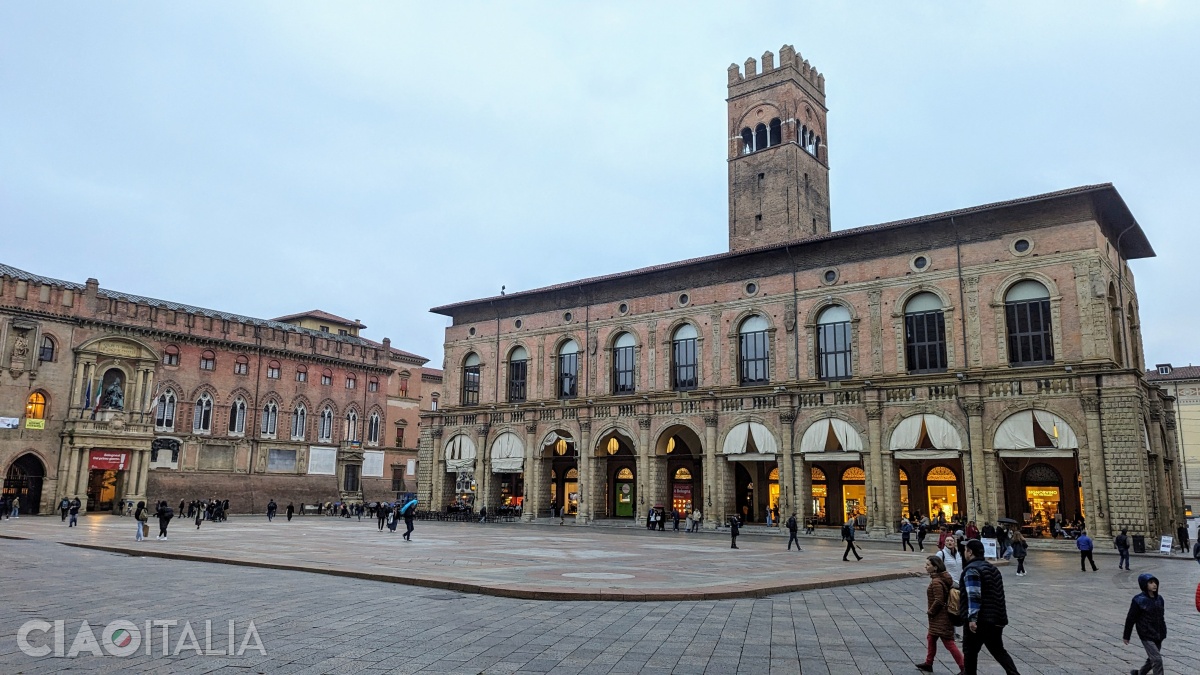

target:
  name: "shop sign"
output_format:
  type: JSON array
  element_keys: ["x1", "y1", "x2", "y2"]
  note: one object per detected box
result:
[
  {"x1": 1158, "y1": 535, "x2": 1173, "y2": 554},
  {"x1": 89, "y1": 450, "x2": 129, "y2": 471},
  {"x1": 25, "y1": 419, "x2": 45, "y2": 430},
  {"x1": 0, "y1": 417, "x2": 19, "y2": 429},
  {"x1": 981, "y1": 537, "x2": 998, "y2": 559},
  {"x1": 1026, "y1": 489, "x2": 1060, "y2": 498}
]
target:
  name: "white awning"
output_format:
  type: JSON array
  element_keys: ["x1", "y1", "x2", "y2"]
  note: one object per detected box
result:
[
  {"x1": 444, "y1": 434, "x2": 477, "y2": 472},
  {"x1": 802, "y1": 451, "x2": 862, "y2": 462},
  {"x1": 722, "y1": 421, "x2": 778, "y2": 456},
  {"x1": 997, "y1": 449, "x2": 1075, "y2": 459},
  {"x1": 490, "y1": 432, "x2": 525, "y2": 473},
  {"x1": 799, "y1": 418, "x2": 864, "y2": 454},
  {"x1": 889, "y1": 414, "x2": 962, "y2": 450},
  {"x1": 994, "y1": 410, "x2": 1079, "y2": 450},
  {"x1": 726, "y1": 452, "x2": 777, "y2": 462},
  {"x1": 894, "y1": 450, "x2": 961, "y2": 461}
]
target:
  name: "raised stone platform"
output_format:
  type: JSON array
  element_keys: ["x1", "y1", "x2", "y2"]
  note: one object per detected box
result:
[{"x1": 1, "y1": 515, "x2": 923, "y2": 601}]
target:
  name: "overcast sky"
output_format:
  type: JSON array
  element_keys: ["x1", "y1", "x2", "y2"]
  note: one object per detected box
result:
[{"x1": 3, "y1": 2, "x2": 1198, "y2": 370}]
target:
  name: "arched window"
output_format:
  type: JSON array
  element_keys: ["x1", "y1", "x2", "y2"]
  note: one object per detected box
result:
[
  {"x1": 228, "y1": 397, "x2": 246, "y2": 434},
  {"x1": 768, "y1": 118, "x2": 781, "y2": 146},
  {"x1": 816, "y1": 305, "x2": 852, "y2": 380},
  {"x1": 430, "y1": 393, "x2": 439, "y2": 411},
  {"x1": 291, "y1": 405, "x2": 307, "y2": 441},
  {"x1": 1005, "y1": 280, "x2": 1054, "y2": 366},
  {"x1": 612, "y1": 332, "x2": 636, "y2": 395},
  {"x1": 319, "y1": 406, "x2": 334, "y2": 442},
  {"x1": 344, "y1": 409, "x2": 358, "y2": 442},
  {"x1": 200, "y1": 350, "x2": 216, "y2": 371},
  {"x1": 321, "y1": 368, "x2": 333, "y2": 386},
  {"x1": 672, "y1": 323, "x2": 698, "y2": 391},
  {"x1": 346, "y1": 374, "x2": 356, "y2": 390},
  {"x1": 367, "y1": 412, "x2": 380, "y2": 445},
  {"x1": 814, "y1": 136, "x2": 821, "y2": 159},
  {"x1": 296, "y1": 364, "x2": 308, "y2": 382},
  {"x1": 267, "y1": 360, "x2": 281, "y2": 379},
  {"x1": 193, "y1": 393, "x2": 213, "y2": 433},
  {"x1": 38, "y1": 336, "x2": 55, "y2": 362},
  {"x1": 904, "y1": 292, "x2": 947, "y2": 373},
  {"x1": 155, "y1": 390, "x2": 176, "y2": 431},
  {"x1": 508, "y1": 346, "x2": 528, "y2": 403},
  {"x1": 754, "y1": 123, "x2": 768, "y2": 152},
  {"x1": 261, "y1": 401, "x2": 278, "y2": 437},
  {"x1": 163, "y1": 344, "x2": 180, "y2": 366},
  {"x1": 738, "y1": 315, "x2": 770, "y2": 385},
  {"x1": 462, "y1": 353, "x2": 481, "y2": 406},
  {"x1": 25, "y1": 392, "x2": 46, "y2": 420},
  {"x1": 234, "y1": 354, "x2": 249, "y2": 375},
  {"x1": 741, "y1": 127, "x2": 754, "y2": 155},
  {"x1": 558, "y1": 340, "x2": 579, "y2": 399},
  {"x1": 368, "y1": 377, "x2": 379, "y2": 392}
]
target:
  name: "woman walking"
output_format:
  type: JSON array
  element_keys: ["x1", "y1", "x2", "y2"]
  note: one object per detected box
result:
[
  {"x1": 134, "y1": 501, "x2": 148, "y2": 542},
  {"x1": 936, "y1": 534, "x2": 963, "y2": 587},
  {"x1": 915, "y1": 556, "x2": 965, "y2": 673},
  {"x1": 900, "y1": 518, "x2": 915, "y2": 551},
  {"x1": 1011, "y1": 531, "x2": 1029, "y2": 576},
  {"x1": 156, "y1": 500, "x2": 174, "y2": 540}
]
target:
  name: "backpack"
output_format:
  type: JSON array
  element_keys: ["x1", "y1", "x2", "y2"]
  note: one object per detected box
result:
[
  {"x1": 841, "y1": 523, "x2": 853, "y2": 540},
  {"x1": 947, "y1": 586, "x2": 964, "y2": 624}
]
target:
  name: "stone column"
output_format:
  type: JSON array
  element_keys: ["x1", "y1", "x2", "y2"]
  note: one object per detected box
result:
[
  {"x1": 1080, "y1": 393, "x2": 1113, "y2": 538},
  {"x1": 704, "y1": 412, "x2": 718, "y2": 530},
  {"x1": 779, "y1": 409, "x2": 796, "y2": 521},
  {"x1": 135, "y1": 450, "x2": 150, "y2": 497},
  {"x1": 133, "y1": 369, "x2": 145, "y2": 415},
  {"x1": 633, "y1": 415, "x2": 652, "y2": 521},
  {"x1": 423, "y1": 427, "x2": 442, "y2": 512},
  {"x1": 71, "y1": 360, "x2": 88, "y2": 407},
  {"x1": 475, "y1": 425, "x2": 489, "y2": 511},
  {"x1": 62, "y1": 446, "x2": 80, "y2": 502},
  {"x1": 864, "y1": 401, "x2": 885, "y2": 535},
  {"x1": 577, "y1": 419, "x2": 591, "y2": 524},
  {"x1": 74, "y1": 449, "x2": 91, "y2": 513},
  {"x1": 962, "y1": 398, "x2": 991, "y2": 524},
  {"x1": 523, "y1": 423, "x2": 539, "y2": 522},
  {"x1": 142, "y1": 370, "x2": 155, "y2": 417}
]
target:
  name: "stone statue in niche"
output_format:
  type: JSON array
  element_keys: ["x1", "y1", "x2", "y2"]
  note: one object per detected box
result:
[
  {"x1": 100, "y1": 369, "x2": 126, "y2": 410},
  {"x1": 12, "y1": 334, "x2": 29, "y2": 360}
]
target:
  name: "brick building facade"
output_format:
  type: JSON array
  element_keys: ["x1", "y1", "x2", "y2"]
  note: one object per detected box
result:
[
  {"x1": 0, "y1": 266, "x2": 440, "y2": 515},
  {"x1": 418, "y1": 45, "x2": 1184, "y2": 543}
]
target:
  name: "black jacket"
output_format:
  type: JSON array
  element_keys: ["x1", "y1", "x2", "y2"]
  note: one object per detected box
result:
[
  {"x1": 786, "y1": 516, "x2": 798, "y2": 533},
  {"x1": 1123, "y1": 574, "x2": 1166, "y2": 644},
  {"x1": 959, "y1": 558, "x2": 1008, "y2": 627}
]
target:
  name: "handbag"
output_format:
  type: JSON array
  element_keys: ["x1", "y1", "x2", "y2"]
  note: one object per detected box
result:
[{"x1": 142, "y1": 522, "x2": 150, "y2": 537}]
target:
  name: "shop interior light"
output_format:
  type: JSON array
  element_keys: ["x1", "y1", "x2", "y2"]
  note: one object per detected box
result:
[{"x1": 606, "y1": 438, "x2": 619, "y2": 455}]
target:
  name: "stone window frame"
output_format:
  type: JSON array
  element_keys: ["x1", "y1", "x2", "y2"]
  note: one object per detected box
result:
[
  {"x1": 193, "y1": 392, "x2": 214, "y2": 434},
  {"x1": 553, "y1": 334, "x2": 584, "y2": 400},
  {"x1": 803, "y1": 299, "x2": 860, "y2": 383},
  {"x1": 291, "y1": 404, "x2": 308, "y2": 441},
  {"x1": 38, "y1": 334, "x2": 57, "y2": 363},
  {"x1": 728, "y1": 309, "x2": 776, "y2": 387},
  {"x1": 662, "y1": 318, "x2": 704, "y2": 392},
  {"x1": 344, "y1": 406, "x2": 360, "y2": 442},
  {"x1": 234, "y1": 354, "x2": 249, "y2": 376},
  {"x1": 991, "y1": 272, "x2": 1063, "y2": 369},
  {"x1": 367, "y1": 409, "x2": 383, "y2": 446},
  {"x1": 260, "y1": 399, "x2": 279, "y2": 438},
  {"x1": 155, "y1": 388, "x2": 177, "y2": 432},
  {"x1": 604, "y1": 327, "x2": 642, "y2": 396},
  {"x1": 891, "y1": 285, "x2": 957, "y2": 376},
  {"x1": 503, "y1": 342, "x2": 532, "y2": 404},
  {"x1": 266, "y1": 360, "x2": 281, "y2": 380},
  {"x1": 318, "y1": 405, "x2": 335, "y2": 443},
  {"x1": 227, "y1": 396, "x2": 247, "y2": 436}
]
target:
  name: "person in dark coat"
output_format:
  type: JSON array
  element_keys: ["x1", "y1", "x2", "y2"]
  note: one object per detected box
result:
[
  {"x1": 729, "y1": 515, "x2": 740, "y2": 549},
  {"x1": 1115, "y1": 528, "x2": 1131, "y2": 571},
  {"x1": 1123, "y1": 573, "x2": 1166, "y2": 675},
  {"x1": 842, "y1": 520, "x2": 862, "y2": 561},
  {"x1": 285, "y1": 502, "x2": 294, "y2": 522},
  {"x1": 916, "y1": 555, "x2": 963, "y2": 673},
  {"x1": 402, "y1": 502, "x2": 416, "y2": 541},
  {"x1": 960, "y1": 539, "x2": 1020, "y2": 674},
  {"x1": 156, "y1": 501, "x2": 174, "y2": 540},
  {"x1": 786, "y1": 513, "x2": 802, "y2": 551},
  {"x1": 68, "y1": 498, "x2": 80, "y2": 527}
]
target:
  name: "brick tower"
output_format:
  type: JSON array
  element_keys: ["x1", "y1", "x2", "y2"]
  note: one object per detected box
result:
[{"x1": 727, "y1": 45, "x2": 831, "y2": 252}]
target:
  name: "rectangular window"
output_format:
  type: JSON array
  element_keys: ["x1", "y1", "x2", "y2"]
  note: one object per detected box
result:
[
  {"x1": 399, "y1": 377, "x2": 409, "y2": 397},
  {"x1": 164, "y1": 353, "x2": 179, "y2": 366},
  {"x1": 462, "y1": 365, "x2": 481, "y2": 406},
  {"x1": 1006, "y1": 300, "x2": 1054, "y2": 366},
  {"x1": 200, "y1": 357, "x2": 215, "y2": 371},
  {"x1": 508, "y1": 359, "x2": 528, "y2": 402},
  {"x1": 297, "y1": 371, "x2": 307, "y2": 382},
  {"x1": 346, "y1": 378, "x2": 356, "y2": 390},
  {"x1": 816, "y1": 322, "x2": 852, "y2": 380},
  {"x1": 368, "y1": 380, "x2": 378, "y2": 392},
  {"x1": 905, "y1": 311, "x2": 947, "y2": 373},
  {"x1": 612, "y1": 346, "x2": 635, "y2": 394},
  {"x1": 321, "y1": 374, "x2": 332, "y2": 386},
  {"x1": 267, "y1": 366, "x2": 280, "y2": 379},
  {"x1": 672, "y1": 338, "x2": 697, "y2": 390},
  {"x1": 396, "y1": 427, "x2": 405, "y2": 448},
  {"x1": 739, "y1": 330, "x2": 770, "y2": 385},
  {"x1": 343, "y1": 464, "x2": 360, "y2": 492},
  {"x1": 558, "y1": 353, "x2": 578, "y2": 399},
  {"x1": 234, "y1": 362, "x2": 248, "y2": 375}
]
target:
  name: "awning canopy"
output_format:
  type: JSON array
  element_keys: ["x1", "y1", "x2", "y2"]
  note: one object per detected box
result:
[
  {"x1": 444, "y1": 434, "x2": 477, "y2": 472},
  {"x1": 889, "y1": 414, "x2": 962, "y2": 451},
  {"x1": 799, "y1": 418, "x2": 864, "y2": 454},
  {"x1": 994, "y1": 410, "x2": 1079, "y2": 450},
  {"x1": 894, "y1": 450, "x2": 961, "y2": 461},
  {"x1": 490, "y1": 432, "x2": 525, "y2": 473},
  {"x1": 722, "y1": 421, "x2": 778, "y2": 456}
]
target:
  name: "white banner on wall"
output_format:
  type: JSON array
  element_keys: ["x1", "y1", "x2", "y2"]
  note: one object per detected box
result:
[
  {"x1": 0, "y1": 417, "x2": 19, "y2": 429},
  {"x1": 362, "y1": 451, "x2": 385, "y2": 477},
  {"x1": 406, "y1": 459, "x2": 416, "y2": 475},
  {"x1": 307, "y1": 447, "x2": 337, "y2": 475}
]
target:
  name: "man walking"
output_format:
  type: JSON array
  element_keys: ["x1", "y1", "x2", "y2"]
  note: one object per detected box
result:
[
  {"x1": 60, "y1": 497, "x2": 70, "y2": 522},
  {"x1": 786, "y1": 513, "x2": 802, "y2": 551},
  {"x1": 842, "y1": 519, "x2": 863, "y2": 561},
  {"x1": 377, "y1": 503, "x2": 388, "y2": 531},
  {"x1": 1077, "y1": 530, "x2": 1098, "y2": 572},
  {"x1": 68, "y1": 498, "x2": 80, "y2": 527},
  {"x1": 960, "y1": 539, "x2": 1021, "y2": 674},
  {"x1": 286, "y1": 502, "x2": 294, "y2": 522},
  {"x1": 1123, "y1": 573, "x2": 1166, "y2": 675},
  {"x1": 266, "y1": 499, "x2": 277, "y2": 522},
  {"x1": 1115, "y1": 528, "x2": 1132, "y2": 571},
  {"x1": 729, "y1": 515, "x2": 740, "y2": 549},
  {"x1": 401, "y1": 499, "x2": 416, "y2": 541}
]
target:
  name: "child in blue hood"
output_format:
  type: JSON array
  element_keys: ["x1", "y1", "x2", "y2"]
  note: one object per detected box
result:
[{"x1": 1122, "y1": 573, "x2": 1166, "y2": 675}]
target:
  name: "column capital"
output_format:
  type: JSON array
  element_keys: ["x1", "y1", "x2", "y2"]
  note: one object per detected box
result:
[
  {"x1": 525, "y1": 423, "x2": 538, "y2": 434},
  {"x1": 637, "y1": 417, "x2": 651, "y2": 430},
  {"x1": 779, "y1": 410, "x2": 796, "y2": 425},
  {"x1": 961, "y1": 398, "x2": 985, "y2": 417},
  {"x1": 1080, "y1": 394, "x2": 1100, "y2": 413},
  {"x1": 580, "y1": 420, "x2": 592, "y2": 432},
  {"x1": 430, "y1": 427, "x2": 444, "y2": 438},
  {"x1": 864, "y1": 404, "x2": 883, "y2": 421},
  {"x1": 703, "y1": 414, "x2": 719, "y2": 428}
]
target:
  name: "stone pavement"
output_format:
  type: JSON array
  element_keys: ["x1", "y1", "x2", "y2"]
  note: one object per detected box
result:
[
  {"x1": 1, "y1": 531, "x2": 1198, "y2": 674},
  {"x1": 0, "y1": 515, "x2": 928, "y2": 600}
]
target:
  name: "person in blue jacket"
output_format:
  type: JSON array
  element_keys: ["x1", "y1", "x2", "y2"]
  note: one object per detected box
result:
[
  {"x1": 1076, "y1": 530, "x2": 1098, "y2": 572},
  {"x1": 1123, "y1": 573, "x2": 1166, "y2": 675}
]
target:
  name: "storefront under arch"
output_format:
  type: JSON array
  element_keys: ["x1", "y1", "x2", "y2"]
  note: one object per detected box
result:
[{"x1": 994, "y1": 409, "x2": 1083, "y2": 537}]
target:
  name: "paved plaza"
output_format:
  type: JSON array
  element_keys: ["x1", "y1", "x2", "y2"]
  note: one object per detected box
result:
[{"x1": 0, "y1": 516, "x2": 1198, "y2": 674}]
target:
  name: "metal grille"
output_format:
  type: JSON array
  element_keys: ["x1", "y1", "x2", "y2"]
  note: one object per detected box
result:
[
  {"x1": 739, "y1": 330, "x2": 769, "y2": 385},
  {"x1": 1006, "y1": 299, "x2": 1054, "y2": 366},
  {"x1": 558, "y1": 353, "x2": 578, "y2": 399},
  {"x1": 672, "y1": 338, "x2": 697, "y2": 390},
  {"x1": 817, "y1": 321, "x2": 852, "y2": 380},
  {"x1": 905, "y1": 311, "x2": 947, "y2": 373},
  {"x1": 508, "y1": 360, "x2": 527, "y2": 402},
  {"x1": 461, "y1": 365, "x2": 480, "y2": 406}
]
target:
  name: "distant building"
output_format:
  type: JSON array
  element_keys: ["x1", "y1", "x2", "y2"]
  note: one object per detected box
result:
[
  {"x1": 419, "y1": 44, "x2": 1183, "y2": 542},
  {"x1": 1146, "y1": 364, "x2": 1199, "y2": 515},
  {"x1": 0, "y1": 264, "x2": 440, "y2": 514}
]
